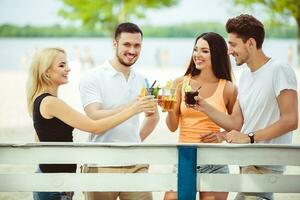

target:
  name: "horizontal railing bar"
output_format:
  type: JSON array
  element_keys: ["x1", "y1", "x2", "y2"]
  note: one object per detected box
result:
[
  {"x1": 1, "y1": 142, "x2": 300, "y2": 148},
  {"x1": 198, "y1": 174, "x2": 300, "y2": 193},
  {"x1": 0, "y1": 173, "x2": 176, "y2": 192},
  {"x1": 0, "y1": 146, "x2": 177, "y2": 165},
  {"x1": 0, "y1": 143, "x2": 299, "y2": 165},
  {"x1": 0, "y1": 174, "x2": 299, "y2": 193},
  {"x1": 197, "y1": 148, "x2": 300, "y2": 165}
]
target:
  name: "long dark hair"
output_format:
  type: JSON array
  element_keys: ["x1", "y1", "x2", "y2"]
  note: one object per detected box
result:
[{"x1": 184, "y1": 32, "x2": 232, "y2": 81}]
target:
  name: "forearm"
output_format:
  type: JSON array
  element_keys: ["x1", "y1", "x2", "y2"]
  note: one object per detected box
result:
[
  {"x1": 77, "y1": 108, "x2": 136, "y2": 135},
  {"x1": 140, "y1": 112, "x2": 159, "y2": 141},
  {"x1": 254, "y1": 115, "x2": 298, "y2": 142},
  {"x1": 166, "y1": 111, "x2": 179, "y2": 132},
  {"x1": 204, "y1": 105, "x2": 242, "y2": 131},
  {"x1": 86, "y1": 104, "x2": 127, "y2": 120}
]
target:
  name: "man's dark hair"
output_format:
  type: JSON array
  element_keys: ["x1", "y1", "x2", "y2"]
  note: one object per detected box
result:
[
  {"x1": 226, "y1": 14, "x2": 265, "y2": 49},
  {"x1": 114, "y1": 22, "x2": 143, "y2": 40}
]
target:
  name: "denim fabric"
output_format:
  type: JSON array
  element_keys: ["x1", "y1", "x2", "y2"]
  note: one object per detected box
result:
[
  {"x1": 33, "y1": 167, "x2": 74, "y2": 200},
  {"x1": 33, "y1": 191, "x2": 73, "y2": 200},
  {"x1": 173, "y1": 164, "x2": 229, "y2": 174},
  {"x1": 197, "y1": 164, "x2": 229, "y2": 174}
]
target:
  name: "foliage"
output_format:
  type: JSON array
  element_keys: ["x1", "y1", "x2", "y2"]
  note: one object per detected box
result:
[
  {"x1": 232, "y1": 0, "x2": 300, "y2": 32},
  {"x1": 58, "y1": 0, "x2": 179, "y2": 36},
  {"x1": 0, "y1": 24, "x2": 104, "y2": 37},
  {"x1": 232, "y1": 0, "x2": 300, "y2": 65},
  {"x1": 143, "y1": 22, "x2": 228, "y2": 38},
  {"x1": 0, "y1": 23, "x2": 296, "y2": 38},
  {"x1": 234, "y1": 0, "x2": 300, "y2": 19}
]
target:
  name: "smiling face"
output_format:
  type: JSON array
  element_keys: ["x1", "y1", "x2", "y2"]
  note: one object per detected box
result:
[
  {"x1": 46, "y1": 52, "x2": 70, "y2": 86},
  {"x1": 227, "y1": 33, "x2": 250, "y2": 66},
  {"x1": 193, "y1": 38, "x2": 212, "y2": 71},
  {"x1": 114, "y1": 32, "x2": 142, "y2": 67}
]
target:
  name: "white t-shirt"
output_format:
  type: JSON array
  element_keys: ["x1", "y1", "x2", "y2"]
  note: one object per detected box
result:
[
  {"x1": 79, "y1": 61, "x2": 145, "y2": 143},
  {"x1": 238, "y1": 58, "x2": 297, "y2": 171}
]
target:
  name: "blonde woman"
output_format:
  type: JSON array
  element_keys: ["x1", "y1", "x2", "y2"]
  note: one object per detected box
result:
[{"x1": 26, "y1": 47, "x2": 155, "y2": 200}]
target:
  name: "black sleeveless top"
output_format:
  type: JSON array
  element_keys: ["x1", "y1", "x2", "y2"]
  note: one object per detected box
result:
[{"x1": 33, "y1": 93, "x2": 76, "y2": 173}]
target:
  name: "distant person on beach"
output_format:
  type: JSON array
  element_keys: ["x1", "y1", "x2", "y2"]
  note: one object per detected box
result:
[
  {"x1": 26, "y1": 47, "x2": 155, "y2": 200},
  {"x1": 195, "y1": 14, "x2": 298, "y2": 200},
  {"x1": 79, "y1": 22, "x2": 159, "y2": 200},
  {"x1": 163, "y1": 32, "x2": 238, "y2": 200},
  {"x1": 82, "y1": 47, "x2": 95, "y2": 70},
  {"x1": 155, "y1": 47, "x2": 169, "y2": 67},
  {"x1": 288, "y1": 45, "x2": 294, "y2": 66}
]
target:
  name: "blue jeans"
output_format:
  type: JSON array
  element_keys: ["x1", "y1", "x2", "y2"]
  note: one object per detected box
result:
[
  {"x1": 33, "y1": 191, "x2": 73, "y2": 200},
  {"x1": 33, "y1": 167, "x2": 74, "y2": 200},
  {"x1": 197, "y1": 164, "x2": 229, "y2": 174},
  {"x1": 174, "y1": 164, "x2": 229, "y2": 174}
]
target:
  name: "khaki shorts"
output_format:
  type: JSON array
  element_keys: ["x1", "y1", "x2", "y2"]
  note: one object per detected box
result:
[
  {"x1": 234, "y1": 166, "x2": 282, "y2": 200},
  {"x1": 81, "y1": 164, "x2": 153, "y2": 200}
]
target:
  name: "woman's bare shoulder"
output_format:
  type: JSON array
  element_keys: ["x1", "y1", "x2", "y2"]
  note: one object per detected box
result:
[
  {"x1": 224, "y1": 81, "x2": 238, "y2": 98},
  {"x1": 173, "y1": 76, "x2": 185, "y2": 86}
]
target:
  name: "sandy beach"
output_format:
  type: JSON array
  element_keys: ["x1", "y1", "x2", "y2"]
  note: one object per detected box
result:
[{"x1": 0, "y1": 67, "x2": 299, "y2": 200}]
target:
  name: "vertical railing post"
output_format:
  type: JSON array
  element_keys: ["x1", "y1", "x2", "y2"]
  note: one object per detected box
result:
[{"x1": 178, "y1": 146, "x2": 197, "y2": 200}]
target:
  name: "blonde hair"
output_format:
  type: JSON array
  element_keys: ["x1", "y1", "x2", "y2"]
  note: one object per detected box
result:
[{"x1": 26, "y1": 47, "x2": 66, "y2": 117}]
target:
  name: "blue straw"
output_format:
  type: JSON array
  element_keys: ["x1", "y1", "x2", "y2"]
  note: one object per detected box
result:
[{"x1": 145, "y1": 78, "x2": 150, "y2": 95}]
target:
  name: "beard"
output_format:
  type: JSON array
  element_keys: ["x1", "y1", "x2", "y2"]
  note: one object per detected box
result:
[
  {"x1": 235, "y1": 48, "x2": 249, "y2": 66},
  {"x1": 116, "y1": 47, "x2": 138, "y2": 67},
  {"x1": 236, "y1": 58, "x2": 244, "y2": 66}
]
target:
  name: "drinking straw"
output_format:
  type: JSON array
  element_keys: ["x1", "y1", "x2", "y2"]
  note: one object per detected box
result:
[
  {"x1": 150, "y1": 80, "x2": 157, "y2": 88},
  {"x1": 145, "y1": 78, "x2": 150, "y2": 95}
]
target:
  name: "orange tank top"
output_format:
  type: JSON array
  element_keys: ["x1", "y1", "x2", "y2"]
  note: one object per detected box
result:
[{"x1": 179, "y1": 76, "x2": 227, "y2": 143}]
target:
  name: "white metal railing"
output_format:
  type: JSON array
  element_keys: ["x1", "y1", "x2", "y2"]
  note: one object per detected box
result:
[{"x1": 0, "y1": 143, "x2": 300, "y2": 193}]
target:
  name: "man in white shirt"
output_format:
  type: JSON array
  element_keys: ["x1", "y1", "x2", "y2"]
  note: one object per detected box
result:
[
  {"x1": 225, "y1": 15, "x2": 298, "y2": 200},
  {"x1": 79, "y1": 22, "x2": 159, "y2": 200},
  {"x1": 196, "y1": 14, "x2": 298, "y2": 200}
]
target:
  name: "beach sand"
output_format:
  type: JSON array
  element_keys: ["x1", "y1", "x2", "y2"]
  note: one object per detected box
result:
[{"x1": 0, "y1": 67, "x2": 299, "y2": 200}]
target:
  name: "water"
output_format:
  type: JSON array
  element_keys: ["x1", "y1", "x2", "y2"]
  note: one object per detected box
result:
[{"x1": 0, "y1": 37, "x2": 298, "y2": 70}]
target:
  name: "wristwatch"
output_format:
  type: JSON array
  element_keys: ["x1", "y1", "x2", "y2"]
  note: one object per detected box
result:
[{"x1": 248, "y1": 132, "x2": 255, "y2": 144}]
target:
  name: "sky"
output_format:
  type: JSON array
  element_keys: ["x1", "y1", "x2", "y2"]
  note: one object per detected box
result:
[{"x1": 0, "y1": 0, "x2": 248, "y2": 26}]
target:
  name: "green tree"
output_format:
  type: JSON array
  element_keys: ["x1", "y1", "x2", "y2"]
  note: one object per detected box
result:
[
  {"x1": 233, "y1": 0, "x2": 300, "y2": 66},
  {"x1": 59, "y1": 0, "x2": 179, "y2": 36}
]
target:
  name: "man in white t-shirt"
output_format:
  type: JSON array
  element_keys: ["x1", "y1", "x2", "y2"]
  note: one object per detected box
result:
[
  {"x1": 226, "y1": 14, "x2": 298, "y2": 200},
  {"x1": 196, "y1": 14, "x2": 298, "y2": 200},
  {"x1": 79, "y1": 22, "x2": 159, "y2": 200}
]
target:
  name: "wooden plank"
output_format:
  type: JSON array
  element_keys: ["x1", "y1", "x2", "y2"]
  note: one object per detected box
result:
[
  {"x1": 1, "y1": 142, "x2": 300, "y2": 148},
  {"x1": 0, "y1": 173, "x2": 299, "y2": 193},
  {"x1": 0, "y1": 173, "x2": 176, "y2": 192},
  {"x1": 197, "y1": 147, "x2": 300, "y2": 165},
  {"x1": 198, "y1": 174, "x2": 300, "y2": 193},
  {"x1": 0, "y1": 146, "x2": 177, "y2": 165},
  {"x1": 0, "y1": 143, "x2": 299, "y2": 165}
]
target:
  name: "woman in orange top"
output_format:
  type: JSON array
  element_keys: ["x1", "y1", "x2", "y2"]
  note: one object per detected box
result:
[{"x1": 164, "y1": 32, "x2": 240, "y2": 200}]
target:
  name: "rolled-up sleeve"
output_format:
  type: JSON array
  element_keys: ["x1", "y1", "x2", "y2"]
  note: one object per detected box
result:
[
  {"x1": 273, "y1": 63, "x2": 297, "y2": 97},
  {"x1": 79, "y1": 71, "x2": 102, "y2": 108}
]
